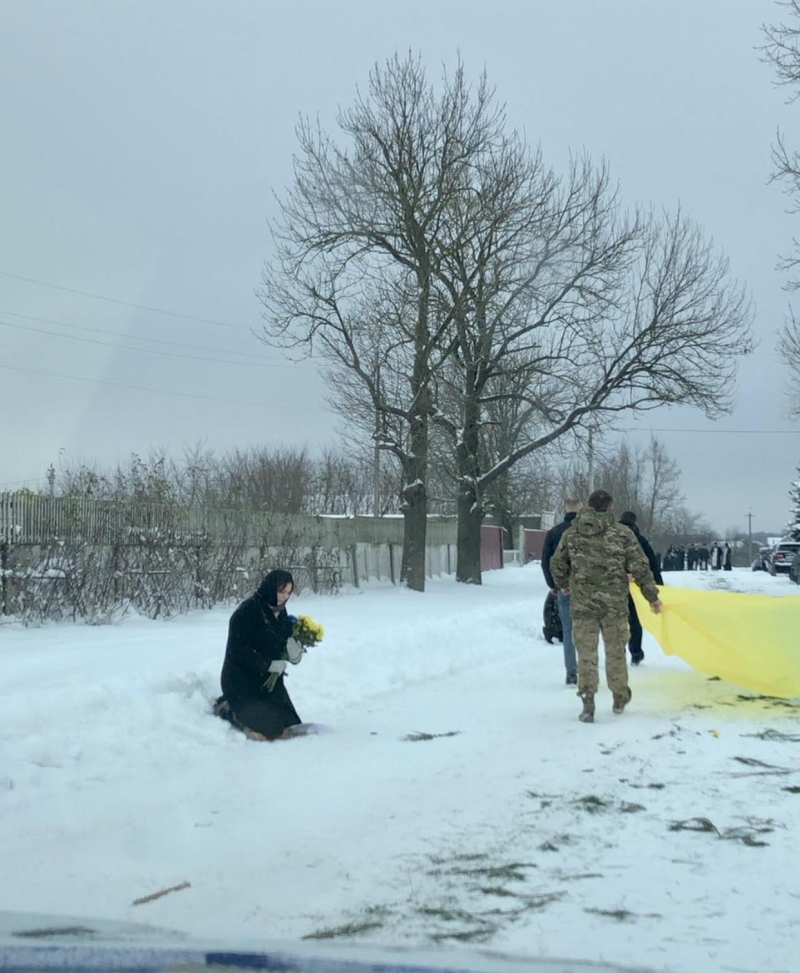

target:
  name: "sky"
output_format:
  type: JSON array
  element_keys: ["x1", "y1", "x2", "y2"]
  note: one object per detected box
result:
[{"x1": 1, "y1": 0, "x2": 799, "y2": 534}]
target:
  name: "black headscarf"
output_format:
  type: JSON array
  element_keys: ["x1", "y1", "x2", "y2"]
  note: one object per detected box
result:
[{"x1": 256, "y1": 569, "x2": 295, "y2": 608}]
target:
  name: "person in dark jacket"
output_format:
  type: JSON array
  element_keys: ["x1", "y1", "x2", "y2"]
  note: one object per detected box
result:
[
  {"x1": 215, "y1": 569, "x2": 303, "y2": 740},
  {"x1": 541, "y1": 498, "x2": 583, "y2": 685},
  {"x1": 619, "y1": 512, "x2": 664, "y2": 666},
  {"x1": 723, "y1": 543, "x2": 733, "y2": 571}
]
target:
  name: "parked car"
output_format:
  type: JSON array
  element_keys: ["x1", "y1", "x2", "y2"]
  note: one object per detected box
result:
[
  {"x1": 752, "y1": 546, "x2": 772, "y2": 571},
  {"x1": 767, "y1": 538, "x2": 800, "y2": 575}
]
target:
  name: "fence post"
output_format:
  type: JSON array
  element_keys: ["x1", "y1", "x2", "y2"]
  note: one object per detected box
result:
[
  {"x1": 351, "y1": 544, "x2": 359, "y2": 588},
  {"x1": 388, "y1": 541, "x2": 395, "y2": 585}
]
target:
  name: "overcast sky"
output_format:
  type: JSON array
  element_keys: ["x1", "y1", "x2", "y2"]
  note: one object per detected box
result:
[{"x1": 1, "y1": 0, "x2": 798, "y2": 534}]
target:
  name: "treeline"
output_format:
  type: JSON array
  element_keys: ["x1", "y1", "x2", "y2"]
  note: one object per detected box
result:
[{"x1": 52, "y1": 435, "x2": 709, "y2": 555}]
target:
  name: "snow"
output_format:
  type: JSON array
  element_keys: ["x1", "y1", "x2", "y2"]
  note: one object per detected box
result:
[{"x1": 1, "y1": 566, "x2": 800, "y2": 973}]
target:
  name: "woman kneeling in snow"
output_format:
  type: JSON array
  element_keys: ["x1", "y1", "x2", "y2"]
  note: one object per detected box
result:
[{"x1": 214, "y1": 569, "x2": 305, "y2": 741}]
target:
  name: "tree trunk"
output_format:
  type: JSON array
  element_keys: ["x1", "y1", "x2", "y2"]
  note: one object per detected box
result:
[
  {"x1": 455, "y1": 384, "x2": 483, "y2": 584},
  {"x1": 400, "y1": 477, "x2": 427, "y2": 591},
  {"x1": 399, "y1": 267, "x2": 434, "y2": 592},
  {"x1": 456, "y1": 479, "x2": 483, "y2": 584},
  {"x1": 486, "y1": 470, "x2": 515, "y2": 548},
  {"x1": 399, "y1": 391, "x2": 430, "y2": 591}
]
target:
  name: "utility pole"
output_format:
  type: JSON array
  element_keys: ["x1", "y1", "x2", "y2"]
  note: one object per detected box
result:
[
  {"x1": 47, "y1": 464, "x2": 56, "y2": 498},
  {"x1": 587, "y1": 428, "x2": 595, "y2": 495},
  {"x1": 373, "y1": 436, "x2": 381, "y2": 520},
  {"x1": 372, "y1": 357, "x2": 381, "y2": 521},
  {"x1": 746, "y1": 509, "x2": 754, "y2": 564}
]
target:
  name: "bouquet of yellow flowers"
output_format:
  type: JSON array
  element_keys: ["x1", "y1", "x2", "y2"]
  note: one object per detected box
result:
[
  {"x1": 292, "y1": 614, "x2": 325, "y2": 648},
  {"x1": 264, "y1": 614, "x2": 325, "y2": 692}
]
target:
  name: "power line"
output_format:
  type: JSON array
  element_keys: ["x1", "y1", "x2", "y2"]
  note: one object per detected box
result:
[
  {"x1": 0, "y1": 269, "x2": 249, "y2": 331},
  {"x1": 0, "y1": 361, "x2": 325, "y2": 412},
  {"x1": 0, "y1": 318, "x2": 316, "y2": 370},
  {"x1": 0, "y1": 308, "x2": 298, "y2": 362},
  {"x1": 620, "y1": 426, "x2": 800, "y2": 435},
  {"x1": 0, "y1": 475, "x2": 49, "y2": 489}
]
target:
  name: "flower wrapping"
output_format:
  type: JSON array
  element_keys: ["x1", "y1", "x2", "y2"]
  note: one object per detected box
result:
[{"x1": 264, "y1": 614, "x2": 324, "y2": 692}]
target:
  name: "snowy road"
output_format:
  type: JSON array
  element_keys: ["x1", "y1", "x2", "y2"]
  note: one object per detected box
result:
[{"x1": 1, "y1": 566, "x2": 799, "y2": 973}]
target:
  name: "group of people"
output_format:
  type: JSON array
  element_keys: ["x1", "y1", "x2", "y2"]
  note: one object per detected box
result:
[
  {"x1": 663, "y1": 542, "x2": 732, "y2": 571},
  {"x1": 214, "y1": 488, "x2": 666, "y2": 739},
  {"x1": 541, "y1": 491, "x2": 663, "y2": 724}
]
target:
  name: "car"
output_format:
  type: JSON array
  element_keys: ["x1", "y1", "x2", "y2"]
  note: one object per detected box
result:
[
  {"x1": 752, "y1": 546, "x2": 772, "y2": 571},
  {"x1": 767, "y1": 538, "x2": 800, "y2": 575}
]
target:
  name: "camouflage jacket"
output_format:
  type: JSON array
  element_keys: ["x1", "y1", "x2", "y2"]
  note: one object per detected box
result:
[{"x1": 549, "y1": 509, "x2": 660, "y2": 608}]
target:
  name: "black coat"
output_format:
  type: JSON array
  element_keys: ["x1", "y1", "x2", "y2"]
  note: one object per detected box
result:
[
  {"x1": 541, "y1": 512, "x2": 578, "y2": 588},
  {"x1": 627, "y1": 524, "x2": 664, "y2": 585},
  {"x1": 220, "y1": 593, "x2": 301, "y2": 738}
]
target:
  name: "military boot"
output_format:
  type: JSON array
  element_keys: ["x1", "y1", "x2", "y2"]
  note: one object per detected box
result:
[
  {"x1": 612, "y1": 686, "x2": 633, "y2": 715},
  {"x1": 578, "y1": 693, "x2": 595, "y2": 723}
]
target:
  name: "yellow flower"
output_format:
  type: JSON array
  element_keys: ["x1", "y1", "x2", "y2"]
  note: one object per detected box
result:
[{"x1": 294, "y1": 614, "x2": 324, "y2": 646}]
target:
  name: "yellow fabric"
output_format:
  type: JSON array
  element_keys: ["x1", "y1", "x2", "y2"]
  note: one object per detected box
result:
[{"x1": 630, "y1": 585, "x2": 800, "y2": 698}]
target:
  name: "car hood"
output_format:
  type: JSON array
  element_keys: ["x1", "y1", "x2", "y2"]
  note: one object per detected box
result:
[{"x1": 0, "y1": 910, "x2": 669, "y2": 973}]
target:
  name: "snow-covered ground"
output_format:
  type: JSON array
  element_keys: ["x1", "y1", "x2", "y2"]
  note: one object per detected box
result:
[{"x1": 1, "y1": 565, "x2": 799, "y2": 973}]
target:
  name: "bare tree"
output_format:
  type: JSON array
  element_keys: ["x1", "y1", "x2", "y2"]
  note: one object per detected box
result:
[
  {"x1": 432, "y1": 168, "x2": 752, "y2": 581},
  {"x1": 762, "y1": 3, "x2": 800, "y2": 413},
  {"x1": 640, "y1": 438, "x2": 683, "y2": 536},
  {"x1": 763, "y1": 1, "x2": 800, "y2": 288},
  {"x1": 562, "y1": 436, "x2": 696, "y2": 547},
  {"x1": 259, "y1": 55, "x2": 505, "y2": 590},
  {"x1": 218, "y1": 447, "x2": 314, "y2": 513},
  {"x1": 259, "y1": 53, "x2": 752, "y2": 586},
  {"x1": 778, "y1": 309, "x2": 800, "y2": 415},
  {"x1": 657, "y1": 505, "x2": 715, "y2": 552},
  {"x1": 477, "y1": 376, "x2": 560, "y2": 543},
  {"x1": 384, "y1": 114, "x2": 641, "y2": 583}
]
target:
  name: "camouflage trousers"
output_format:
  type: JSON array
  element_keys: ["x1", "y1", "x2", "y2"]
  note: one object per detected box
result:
[{"x1": 571, "y1": 602, "x2": 630, "y2": 697}]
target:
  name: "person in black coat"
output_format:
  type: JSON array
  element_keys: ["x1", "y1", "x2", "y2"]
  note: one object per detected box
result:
[
  {"x1": 541, "y1": 498, "x2": 582, "y2": 685},
  {"x1": 215, "y1": 569, "x2": 302, "y2": 740},
  {"x1": 619, "y1": 512, "x2": 664, "y2": 666}
]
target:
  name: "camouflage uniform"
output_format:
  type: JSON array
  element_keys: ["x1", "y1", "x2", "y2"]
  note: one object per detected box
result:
[{"x1": 549, "y1": 509, "x2": 659, "y2": 702}]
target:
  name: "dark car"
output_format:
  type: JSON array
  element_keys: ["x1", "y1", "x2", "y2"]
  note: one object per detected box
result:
[{"x1": 768, "y1": 538, "x2": 800, "y2": 575}]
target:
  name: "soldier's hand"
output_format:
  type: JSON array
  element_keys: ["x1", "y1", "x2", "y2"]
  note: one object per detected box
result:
[
  {"x1": 561, "y1": 587, "x2": 570, "y2": 595},
  {"x1": 549, "y1": 587, "x2": 558, "y2": 595},
  {"x1": 650, "y1": 598, "x2": 663, "y2": 615}
]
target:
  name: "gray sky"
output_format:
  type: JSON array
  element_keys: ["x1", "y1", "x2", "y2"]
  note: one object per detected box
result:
[{"x1": 1, "y1": 0, "x2": 798, "y2": 534}]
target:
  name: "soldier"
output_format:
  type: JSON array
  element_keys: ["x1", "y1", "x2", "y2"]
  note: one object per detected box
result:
[{"x1": 550, "y1": 489, "x2": 663, "y2": 724}]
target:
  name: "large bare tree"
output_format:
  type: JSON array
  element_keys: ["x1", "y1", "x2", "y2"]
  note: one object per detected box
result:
[
  {"x1": 260, "y1": 53, "x2": 753, "y2": 587},
  {"x1": 259, "y1": 55, "x2": 507, "y2": 590},
  {"x1": 430, "y1": 160, "x2": 753, "y2": 582}
]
